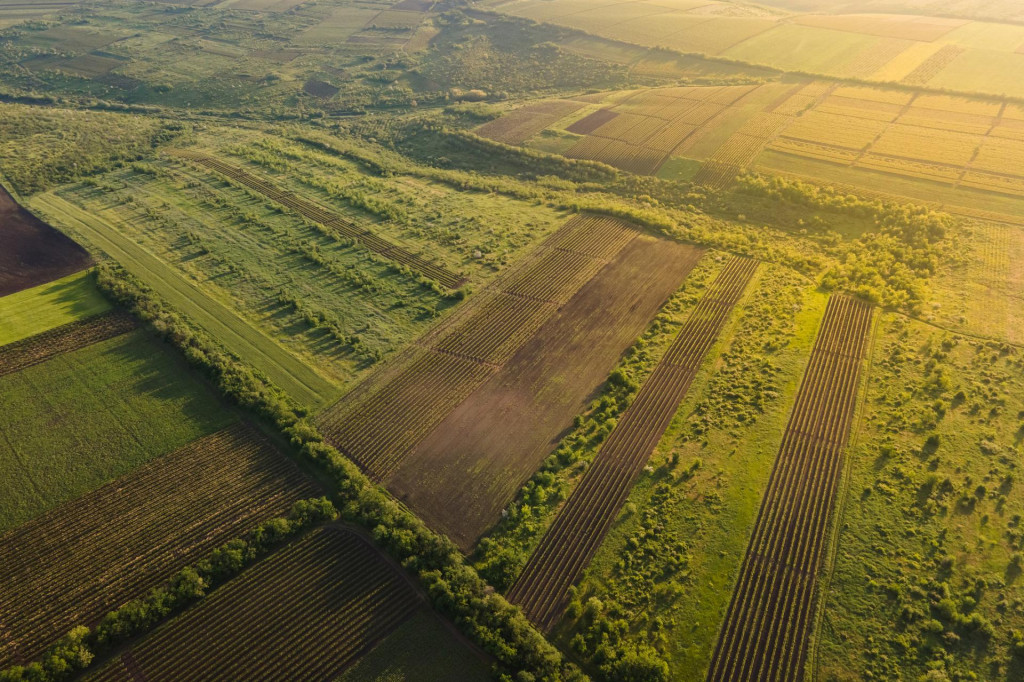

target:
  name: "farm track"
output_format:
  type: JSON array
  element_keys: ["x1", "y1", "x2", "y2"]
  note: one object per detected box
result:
[
  {"x1": 0, "y1": 310, "x2": 135, "y2": 377},
  {"x1": 0, "y1": 423, "x2": 319, "y2": 668},
  {"x1": 317, "y1": 215, "x2": 639, "y2": 481},
  {"x1": 707, "y1": 295, "x2": 873, "y2": 682},
  {"x1": 506, "y1": 257, "x2": 759, "y2": 632},
  {"x1": 168, "y1": 151, "x2": 465, "y2": 289},
  {"x1": 85, "y1": 527, "x2": 421, "y2": 682}
]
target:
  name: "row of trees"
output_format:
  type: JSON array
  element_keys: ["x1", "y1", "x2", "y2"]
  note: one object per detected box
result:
[
  {"x1": 87, "y1": 263, "x2": 584, "y2": 682},
  {"x1": 0, "y1": 498, "x2": 337, "y2": 682}
]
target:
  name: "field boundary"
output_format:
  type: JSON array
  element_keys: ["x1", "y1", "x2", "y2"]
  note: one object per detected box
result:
[
  {"x1": 0, "y1": 310, "x2": 135, "y2": 377},
  {"x1": 506, "y1": 256, "x2": 759, "y2": 631},
  {"x1": 706, "y1": 294, "x2": 874, "y2": 682},
  {"x1": 28, "y1": 193, "x2": 338, "y2": 409}
]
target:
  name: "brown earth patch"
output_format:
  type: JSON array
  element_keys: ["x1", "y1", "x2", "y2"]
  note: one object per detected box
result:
[
  {"x1": 385, "y1": 235, "x2": 704, "y2": 551},
  {"x1": 0, "y1": 185, "x2": 91, "y2": 298}
]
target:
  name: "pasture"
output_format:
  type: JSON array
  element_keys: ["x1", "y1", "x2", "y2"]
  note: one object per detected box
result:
[{"x1": 0, "y1": 271, "x2": 109, "y2": 346}]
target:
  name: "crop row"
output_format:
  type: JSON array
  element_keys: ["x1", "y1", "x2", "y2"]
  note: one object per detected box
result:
[
  {"x1": 960, "y1": 170, "x2": 1024, "y2": 197},
  {"x1": 476, "y1": 99, "x2": 584, "y2": 145},
  {"x1": 901, "y1": 44, "x2": 965, "y2": 86},
  {"x1": 854, "y1": 154, "x2": 962, "y2": 183},
  {"x1": 768, "y1": 138, "x2": 861, "y2": 165},
  {"x1": 317, "y1": 215, "x2": 638, "y2": 480},
  {"x1": 693, "y1": 160, "x2": 744, "y2": 190},
  {"x1": 507, "y1": 257, "x2": 759, "y2": 631},
  {"x1": 0, "y1": 310, "x2": 136, "y2": 378},
  {"x1": 86, "y1": 528, "x2": 420, "y2": 682},
  {"x1": 707, "y1": 294, "x2": 873, "y2": 682},
  {"x1": 0, "y1": 423, "x2": 319, "y2": 668},
  {"x1": 170, "y1": 151, "x2": 465, "y2": 289}
]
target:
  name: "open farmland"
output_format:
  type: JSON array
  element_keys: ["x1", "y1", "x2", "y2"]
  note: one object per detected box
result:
[
  {"x1": 508, "y1": 256, "x2": 758, "y2": 631},
  {"x1": 0, "y1": 424, "x2": 319, "y2": 668},
  {"x1": 708, "y1": 295, "x2": 873, "y2": 682},
  {"x1": 0, "y1": 327, "x2": 237, "y2": 533},
  {"x1": 83, "y1": 527, "x2": 490, "y2": 682},
  {"x1": 320, "y1": 214, "x2": 704, "y2": 545},
  {"x1": 0, "y1": 271, "x2": 111, "y2": 345},
  {"x1": 0, "y1": 183, "x2": 91, "y2": 296},
  {"x1": 0, "y1": 310, "x2": 135, "y2": 377},
  {"x1": 29, "y1": 193, "x2": 340, "y2": 409}
]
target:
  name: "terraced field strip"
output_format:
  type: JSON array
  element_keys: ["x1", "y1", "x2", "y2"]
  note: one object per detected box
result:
[
  {"x1": 507, "y1": 256, "x2": 759, "y2": 631},
  {"x1": 29, "y1": 193, "x2": 337, "y2": 409},
  {"x1": 169, "y1": 150, "x2": 465, "y2": 289},
  {"x1": 0, "y1": 423, "x2": 319, "y2": 668},
  {"x1": 707, "y1": 295, "x2": 873, "y2": 682},
  {"x1": 85, "y1": 527, "x2": 421, "y2": 682},
  {"x1": 318, "y1": 214, "x2": 639, "y2": 480},
  {"x1": 0, "y1": 310, "x2": 135, "y2": 377}
]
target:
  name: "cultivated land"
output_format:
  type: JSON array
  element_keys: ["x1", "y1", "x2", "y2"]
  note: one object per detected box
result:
[
  {"x1": 391, "y1": 231, "x2": 704, "y2": 549},
  {"x1": 0, "y1": 271, "x2": 110, "y2": 346},
  {"x1": 0, "y1": 328, "x2": 236, "y2": 533},
  {"x1": 1, "y1": 0, "x2": 1023, "y2": 680},
  {"x1": 0, "y1": 423, "x2": 320, "y2": 668},
  {"x1": 508, "y1": 256, "x2": 758, "y2": 631},
  {"x1": 0, "y1": 183, "x2": 91, "y2": 296},
  {"x1": 83, "y1": 527, "x2": 490, "y2": 682}
]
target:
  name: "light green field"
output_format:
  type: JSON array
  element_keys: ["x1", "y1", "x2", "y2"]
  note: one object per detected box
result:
[
  {"x1": 556, "y1": 266, "x2": 828, "y2": 680},
  {"x1": 0, "y1": 330, "x2": 236, "y2": 535},
  {"x1": 338, "y1": 612, "x2": 492, "y2": 682},
  {"x1": 0, "y1": 271, "x2": 110, "y2": 346},
  {"x1": 29, "y1": 193, "x2": 339, "y2": 409}
]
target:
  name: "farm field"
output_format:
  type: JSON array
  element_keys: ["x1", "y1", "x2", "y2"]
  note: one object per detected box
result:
[
  {"x1": 709, "y1": 295, "x2": 873, "y2": 682},
  {"x1": 507, "y1": 256, "x2": 758, "y2": 631},
  {"x1": 0, "y1": 326, "x2": 238, "y2": 534},
  {"x1": 83, "y1": 526, "x2": 490, "y2": 682},
  {"x1": 28, "y1": 193, "x2": 341, "y2": 409},
  {"x1": 0, "y1": 423, "x2": 319, "y2": 668},
  {"x1": 551, "y1": 266, "x2": 828, "y2": 680},
  {"x1": 388, "y1": 230, "x2": 705, "y2": 550},
  {"x1": 0, "y1": 270, "x2": 110, "y2": 345},
  {"x1": 0, "y1": 183, "x2": 91, "y2": 296},
  {"x1": 1, "y1": 0, "x2": 1023, "y2": 679}
]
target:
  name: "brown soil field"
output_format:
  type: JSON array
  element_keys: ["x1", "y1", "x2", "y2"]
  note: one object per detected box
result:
[
  {"x1": 0, "y1": 423, "x2": 320, "y2": 668},
  {"x1": 0, "y1": 184, "x2": 91, "y2": 297},
  {"x1": 386, "y1": 235, "x2": 705, "y2": 550}
]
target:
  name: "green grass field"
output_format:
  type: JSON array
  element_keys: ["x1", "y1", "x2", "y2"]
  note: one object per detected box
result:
[
  {"x1": 0, "y1": 329, "x2": 236, "y2": 534},
  {"x1": 816, "y1": 313, "x2": 1024, "y2": 680},
  {"x1": 29, "y1": 193, "x2": 339, "y2": 409},
  {"x1": 0, "y1": 270, "x2": 109, "y2": 346}
]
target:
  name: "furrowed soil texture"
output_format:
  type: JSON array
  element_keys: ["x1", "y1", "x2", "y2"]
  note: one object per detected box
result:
[
  {"x1": 0, "y1": 183, "x2": 91, "y2": 296},
  {"x1": 507, "y1": 257, "x2": 758, "y2": 631},
  {"x1": 83, "y1": 527, "x2": 488, "y2": 682},
  {"x1": 0, "y1": 424, "x2": 319, "y2": 668},
  {"x1": 708, "y1": 295, "x2": 873, "y2": 682},
  {"x1": 383, "y1": 232, "x2": 704, "y2": 550}
]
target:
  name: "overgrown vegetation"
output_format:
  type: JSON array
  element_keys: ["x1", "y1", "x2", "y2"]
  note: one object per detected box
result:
[{"x1": 818, "y1": 315, "x2": 1024, "y2": 681}]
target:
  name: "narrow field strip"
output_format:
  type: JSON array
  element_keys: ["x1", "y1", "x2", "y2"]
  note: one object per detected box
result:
[
  {"x1": 707, "y1": 294, "x2": 873, "y2": 682},
  {"x1": 317, "y1": 214, "x2": 638, "y2": 480},
  {"x1": 84, "y1": 527, "x2": 422, "y2": 682},
  {"x1": 507, "y1": 256, "x2": 759, "y2": 632},
  {"x1": 168, "y1": 150, "x2": 466, "y2": 289},
  {"x1": 28, "y1": 193, "x2": 337, "y2": 409},
  {"x1": 0, "y1": 310, "x2": 135, "y2": 377},
  {"x1": 0, "y1": 423, "x2": 319, "y2": 668}
]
